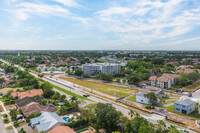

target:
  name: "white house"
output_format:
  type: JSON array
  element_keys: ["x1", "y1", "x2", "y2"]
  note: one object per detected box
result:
[
  {"x1": 30, "y1": 111, "x2": 66, "y2": 133},
  {"x1": 174, "y1": 99, "x2": 195, "y2": 114},
  {"x1": 136, "y1": 92, "x2": 150, "y2": 104}
]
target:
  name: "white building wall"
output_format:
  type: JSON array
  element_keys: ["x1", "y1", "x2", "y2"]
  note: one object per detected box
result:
[{"x1": 136, "y1": 95, "x2": 149, "y2": 104}]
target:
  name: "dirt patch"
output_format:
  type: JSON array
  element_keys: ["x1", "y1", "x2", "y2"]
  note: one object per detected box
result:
[
  {"x1": 167, "y1": 114, "x2": 200, "y2": 132},
  {"x1": 5, "y1": 104, "x2": 15, "y2": 111}
]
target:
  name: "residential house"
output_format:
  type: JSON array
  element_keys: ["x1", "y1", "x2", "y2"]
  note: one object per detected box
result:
[
  {"x1": 174, "y1": 99, "x2": 195, "y2": 114},
  {"x1": 11, "y1": 89, "x2": 43, "y2": 99},
  {"x1": 15, "y1": 97, "x2": 43, "y2": 109},
  {"x1": 0, "y1": 88, "x2": 20, "y2": 95},
  {"x1": 48, "y1": 126, "x2": 76, "y2": 133},
  {"x1": 136, "y1": 87, "x2": 162, "y2": 104},
  {"x1": 21, "y1": 103, "x2": 57, "y2": 117},
  {"x1": 30, "y1": 111, "x2": 67, "y2": 133}
]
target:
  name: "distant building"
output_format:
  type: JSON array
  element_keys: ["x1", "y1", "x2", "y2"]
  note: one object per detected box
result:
[
  {"x1": 174, "y1": 99, "x2": 195, "y2": 114},
  {"x1": 82, "y1": 63, "x2": 121, "y2": 76},
  {"x1": 149, "y1": 73, "x2": 180, "y2": 89}
]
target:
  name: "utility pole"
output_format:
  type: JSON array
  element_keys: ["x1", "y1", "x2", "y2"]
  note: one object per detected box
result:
[
  {"x1": 114, "y1": 90, "x2": 117, "y2": 101},
  {"x1": 73, "y1": 78, "x2": 75, "y2": 87},
  {"x1": 91, "y1": 83, "x2": 94, "y2": 93}
]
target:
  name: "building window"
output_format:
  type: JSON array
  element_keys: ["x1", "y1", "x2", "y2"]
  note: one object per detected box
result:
[
  {"x1": 176, "y1": 108, "x2": 180, "y2": 111},
  {"x1": 182, "y1": 105, "x2": 185, "y2": 108},
  {"x1": 141, "y1": 100, "x2": 143, "y2": 102}
]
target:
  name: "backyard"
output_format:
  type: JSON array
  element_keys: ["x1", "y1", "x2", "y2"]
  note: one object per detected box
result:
[{"x1": 59, "y1": 77, "x2": 136, "y2": 97}]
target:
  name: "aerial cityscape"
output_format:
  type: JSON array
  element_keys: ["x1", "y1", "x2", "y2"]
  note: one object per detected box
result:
[{"x1": 0, "y1": 0, "x2": 200, "y2": 133}]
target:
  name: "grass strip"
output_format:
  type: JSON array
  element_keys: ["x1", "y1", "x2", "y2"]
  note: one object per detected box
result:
[{"x1": 53, "y1": 85, "x2": 93, "y2": 102}]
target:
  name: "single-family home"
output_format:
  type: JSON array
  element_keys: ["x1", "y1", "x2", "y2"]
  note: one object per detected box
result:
[
  {"x1": 47, "y1": 126, "x2": 76, "y2": 133},
  {"x1": 174, "y1": 99, "x2": 195, "y2": 114},
  {"x1": 11, "y1": 89, "x2": 43, "y2": 99},
  {"x1": 30, "y1": 111, "x2": 67, "y2": 133},
  {"x1": 136, "y1": 87, "x2": 162, "y2": 104},
  {"x1": 0, "y1": 88, "x2": 20, "y2": 95},
  {"x1": 15, "y1": 97, "x2": 42, "y2": 109},
  {"x1": 21, "y1": 103, "x2": 57, "y2": 117}
]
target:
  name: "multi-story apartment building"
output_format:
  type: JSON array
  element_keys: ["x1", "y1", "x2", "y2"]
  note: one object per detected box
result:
[
  {"x1": 149, "y1": 73, "x2": 180, "y2": 89},
  {"x1": 82, "y1": 63, "x2": 121, "y2": 76}
]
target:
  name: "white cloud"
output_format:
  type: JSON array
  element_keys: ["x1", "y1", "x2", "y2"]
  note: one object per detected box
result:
[
  {"x1": 53, "y1": 0, "x2": 79, "y2": 7},
  {"x1": 6, "y1": 2, "x2": 69, "y2": 20}
]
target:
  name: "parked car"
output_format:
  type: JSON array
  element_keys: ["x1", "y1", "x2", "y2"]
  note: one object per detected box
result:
[
  {"x1": 178, "y1": 128, "x2": 189, "y2": 133},
  {"x1": 18, "y1": 119, "x2": 25, "y2": 123}
]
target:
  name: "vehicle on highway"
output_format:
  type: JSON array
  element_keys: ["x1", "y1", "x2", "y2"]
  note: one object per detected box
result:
[
  {"x1": 178, "y1": 128, "x2": 189, "y2": 133},
  {"x1": 83, "y1": 94, "x2": 90, "y2": 97}
]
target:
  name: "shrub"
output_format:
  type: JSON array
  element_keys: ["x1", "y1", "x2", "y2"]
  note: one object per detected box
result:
[
  {"x1": 3, "y1": 118, "x2": 10, "y2": 124},
  {"x1": 2, "y1": 114, "x2": 8, "y2": 118},
  {"x1": 14, "y1": 121, "x2": 19, "y2": 127}
]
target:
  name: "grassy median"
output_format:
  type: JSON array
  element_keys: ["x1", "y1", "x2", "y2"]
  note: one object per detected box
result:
[{"x1": 53, "y1": 85, "x2": 93, "y2": 102}]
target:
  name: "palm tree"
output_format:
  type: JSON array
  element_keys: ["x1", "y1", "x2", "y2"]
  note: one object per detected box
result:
[
  {"x1": 70, "y1": 96, "x2": 78, "y2": 103},
  {"x1": 128, "y1": 110, "x2": 135, "y2": 118},
  {"x1": 156, "y1": 120, "x2": 166, "y2": 132}
]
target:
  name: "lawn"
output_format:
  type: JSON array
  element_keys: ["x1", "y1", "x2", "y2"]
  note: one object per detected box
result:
[
  {"x1": 0, "y1": 105, "x2": 4, "y2": 112},
  {"x1": 6, "y1": 126, "x2": 13, "y2": 130},
  {"x1": 126, "y1": 95, "x2": 136, "y2": 102},
  {"x1": 162, "y1": 100, "x2": 176, "y2": 104},
  {"x1": 60, "y1": 77, "x2": 136, "y2": 97},
  {"x1": 162, "y1": 105, "x2": 200, "y2": 119},
  {"x1": 53, "y1": 85, "x2": 93, "y2": 102}
]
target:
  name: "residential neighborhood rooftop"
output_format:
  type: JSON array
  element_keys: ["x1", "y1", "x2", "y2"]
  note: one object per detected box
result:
[
  {"x1": 47, "y1": 126, "x2": 76, "y2": 133},
  {"x1": 11, "y1": 89, "x2": 43, "y2": 99},
  {"x1": 175, "y1": 99, "x2": 195, "y2": 106}
]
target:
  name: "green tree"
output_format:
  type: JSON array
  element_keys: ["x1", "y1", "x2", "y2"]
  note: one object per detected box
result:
[
  {"x1": 144, "y1": 92, "x2": 158, "y2": 106},
  {"x1": 9, "y1": 109, "x2": 17, "y2": 121},
  {"x1": 41, "y1": 99, "x2": 47, "y2": 105},
  {"x1": 74, "y1": 68, "x2": 83, "y2": 77}
]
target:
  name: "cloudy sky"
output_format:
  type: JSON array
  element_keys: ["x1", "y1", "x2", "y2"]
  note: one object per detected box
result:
[{"x1": 0, "y1": 0, "x2": 200, "y2": 50}]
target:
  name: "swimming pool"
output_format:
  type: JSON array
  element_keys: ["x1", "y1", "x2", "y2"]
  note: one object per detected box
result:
[{"x1": 63, "y1": 117, "x2": 70, "y2": 122}]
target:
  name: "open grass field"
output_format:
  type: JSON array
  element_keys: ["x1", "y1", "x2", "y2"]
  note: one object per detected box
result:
[
  {"x1": 126, "y1": 95, "x2": 136, "y2": 102},
  {"x1": 53, "y1": 85, "x2": 93, "y2": 102},
  {"x1": 60, "y1": 77, "x2": 136, "y2": 97},
  {"x1": 97, "y1": 58, "x2": 108, "y2": 62},
  {"x1": 162, "y1": 105, "x2": 200, "y2": 119}
]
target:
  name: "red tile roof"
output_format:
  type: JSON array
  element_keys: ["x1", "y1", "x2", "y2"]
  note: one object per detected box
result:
[
  {"x1": 157, "y1": 76, "x2": 171, "y2": 82},
  {"x1": 48, "y1": 126, "x2": 76, "y2": 133},
  {"x1": 21, "y1": 103, "x2": 57, "y2": 117},
  {"x1": 149, "y1": 76, "x2": 157, "y2": 80},
  {"x1": 11, "y1": 89, "x2": 43, "y2": 99}
]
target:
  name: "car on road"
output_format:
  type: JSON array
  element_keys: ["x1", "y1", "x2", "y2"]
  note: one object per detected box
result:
[
  {"x1": 178, "y1": 128, "x2": 189, "y2": 133},
  {"x1": 188, "y1": 93, "x2": 192, "y2": 97},
  {"x1": 83, "y1": 94, "x2": 90, "y2": 97}
]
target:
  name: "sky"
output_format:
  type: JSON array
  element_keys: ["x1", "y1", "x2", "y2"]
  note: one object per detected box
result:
[{"x1": 0, "y1": 0, "x2": 200, "y2": 50}]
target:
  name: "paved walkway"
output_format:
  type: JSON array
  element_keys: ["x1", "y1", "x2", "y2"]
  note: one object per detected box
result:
[
  {"x1": 0, "y1": 112, "x2": 7, "y2": 133},
  {"x1": 0, "y1": 101, "x2": 18, "y2": 133}
]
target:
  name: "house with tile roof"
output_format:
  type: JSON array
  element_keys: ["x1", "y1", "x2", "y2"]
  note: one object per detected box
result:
[
  {"x1": 30, "y1": 111, "x2": 67, "y2": 133},
  {"x1": 174, "y1": 99, "x2": 195, "y2": 114},
  {"x1": 11, "y1": 89, "x2": 43, "y2": 99},
  {"x1": 149, "y1": 73, "x2": 180, "y2": 89},
  {"x1": 0, "y1": 88, "x2": 21, "y2": 95},
  {"x1": 15, "y1": 97, "x2": 42, "y2": 108},
  {"x1": 21, "y1": 103, "x2": 57, "y2": 117},
  {"x1": 47, "y1": 126, "x2": 76, "y2": 133}
]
